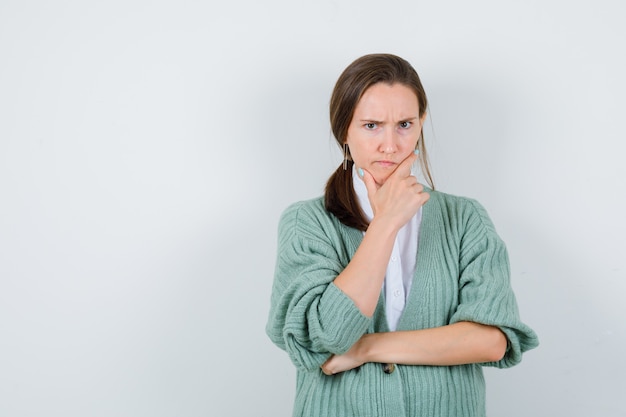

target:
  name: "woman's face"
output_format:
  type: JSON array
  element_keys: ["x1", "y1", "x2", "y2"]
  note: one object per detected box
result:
[{"x1": 345, "y1": 82, "x2": 425, "y2": 186}]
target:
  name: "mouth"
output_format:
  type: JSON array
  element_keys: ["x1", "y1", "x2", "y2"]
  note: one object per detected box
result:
[{"x1": 375, "y1": 160, "x2": 397, "y2": 168}]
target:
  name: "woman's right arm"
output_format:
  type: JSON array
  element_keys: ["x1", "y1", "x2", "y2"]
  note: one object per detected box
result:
[
  {"x1": 332, "y1": 216, "x2": 402, "y2": 317},
  {"x1": 333, "y1": 154, "x2": 429, "y2": 317}
]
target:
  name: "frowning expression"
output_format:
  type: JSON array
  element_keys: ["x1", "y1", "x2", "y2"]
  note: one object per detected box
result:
[{"x1": 345, "y1": 83, "x2": 425, "y2": 186}]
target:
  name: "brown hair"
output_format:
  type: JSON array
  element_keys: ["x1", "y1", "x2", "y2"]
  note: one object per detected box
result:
[{"x1": 325, "y1": 53, "x2": 434, "y2": 231}]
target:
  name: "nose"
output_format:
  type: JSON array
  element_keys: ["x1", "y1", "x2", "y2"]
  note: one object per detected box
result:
[{"x1": 379, "y1": 128, "x2": 398, "y2": 154}]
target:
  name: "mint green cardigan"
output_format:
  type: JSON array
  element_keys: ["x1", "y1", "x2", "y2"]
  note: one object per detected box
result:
[{"x1": 266, "y1": 189, "x2": 538, "y2": 417}]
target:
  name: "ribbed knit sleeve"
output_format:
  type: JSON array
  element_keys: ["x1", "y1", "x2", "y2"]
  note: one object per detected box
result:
[
  {"x1": 265, "y1": 199, "x2": 371, "y2": 371},
  {"x1": 449, "y1": 198, "x2": 539, "y2": 368}
]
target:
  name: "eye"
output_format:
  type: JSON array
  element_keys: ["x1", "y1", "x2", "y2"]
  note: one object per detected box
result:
[
  {"x1": 365, "y1": 122, "x2": 377, "y2": 130},
  {"x1": 399, "y1": 121, "x2": 412, "y2": 129}
]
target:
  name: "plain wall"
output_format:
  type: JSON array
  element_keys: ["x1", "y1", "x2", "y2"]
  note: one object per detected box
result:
[{"x1": 1, "y1": 0, "x2": 624, "y2": 416}]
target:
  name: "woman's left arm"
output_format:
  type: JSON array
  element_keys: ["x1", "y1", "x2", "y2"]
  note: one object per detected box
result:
[
  {"x1": 322, "y1": 197, "x2": 539, "y2": 375},
  {"x1": 321, "y1": 321, "x2": 507, "y2": 375}
]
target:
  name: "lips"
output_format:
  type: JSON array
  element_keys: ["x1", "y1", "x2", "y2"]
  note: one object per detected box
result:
[{"x1": 375, "y1": 160, "x2": 396, "y2": 168}]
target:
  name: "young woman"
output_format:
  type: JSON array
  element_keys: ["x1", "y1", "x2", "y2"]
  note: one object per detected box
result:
[{"x1": 266, "y1": 53, "x2": 538, "y2": 417}]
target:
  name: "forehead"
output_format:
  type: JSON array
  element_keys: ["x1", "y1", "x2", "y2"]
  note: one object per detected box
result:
[{"x1": 355, "y1": 83, "x2": 420, "y2": 115}]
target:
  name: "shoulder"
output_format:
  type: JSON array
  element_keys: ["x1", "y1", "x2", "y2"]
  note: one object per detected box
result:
[
  {"x1": 426, "y1": 188, "x2": 490, "y2": 215},
  {"x1": 277, "y1": 196, "x2": 343, "y2": 242},
  {"x1": 281, "y1": 196, "x2": 327, "y2": 217},
  {"x1": 279, "y1": 196, "x2": 329, "y2": 228},
  {"x1": 425, "y1": 188, "x2": 499, "y2": 236}
]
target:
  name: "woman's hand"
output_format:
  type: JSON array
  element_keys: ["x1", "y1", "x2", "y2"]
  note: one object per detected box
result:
[
  {"x1": 321, "y1": 338, "x2": 366, "y2": 375},
  {"x1": 360, "y1": 153, "x2": 429, "y2": 231}
]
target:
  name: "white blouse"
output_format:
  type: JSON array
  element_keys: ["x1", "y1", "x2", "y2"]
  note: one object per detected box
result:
[{"x1": 352, "y1": 166, "x2": 422, "y2": 331}]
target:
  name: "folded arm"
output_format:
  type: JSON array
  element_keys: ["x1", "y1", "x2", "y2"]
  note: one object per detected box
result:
[{"x1": 321, "y1": 321, "x2": 507, "y2": 375}]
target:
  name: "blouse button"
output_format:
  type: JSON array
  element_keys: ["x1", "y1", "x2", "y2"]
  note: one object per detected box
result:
[{"x1": 382, "y1": 363, "x2": 395, "y2": 374}]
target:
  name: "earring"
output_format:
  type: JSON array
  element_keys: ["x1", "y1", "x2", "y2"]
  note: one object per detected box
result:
[{"x1": 343, "y1": 144, "x2": 349, "y2": 170}]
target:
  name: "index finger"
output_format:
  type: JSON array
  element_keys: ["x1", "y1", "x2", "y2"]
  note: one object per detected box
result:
[{"x1": 390, "y1": 151, "x2": 418, "y2": 178}]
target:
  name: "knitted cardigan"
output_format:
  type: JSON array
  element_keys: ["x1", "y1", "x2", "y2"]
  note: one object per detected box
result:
[{"x1": 266, "y1": 189, "x2": 539, "y2": 417}]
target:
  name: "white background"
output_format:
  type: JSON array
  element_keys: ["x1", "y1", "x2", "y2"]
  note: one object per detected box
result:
[{"x1": 1, "y1": 0, "x2": 624, "y2": 416}]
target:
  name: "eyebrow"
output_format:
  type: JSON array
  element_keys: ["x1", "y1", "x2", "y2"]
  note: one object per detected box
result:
[{"x1": 359, "y1": 116, "x2": 418, "y2": 123}]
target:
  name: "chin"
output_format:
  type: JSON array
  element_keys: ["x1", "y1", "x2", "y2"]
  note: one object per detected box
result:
[{"x1": 374, "y1": 175, "x2": 390, "y2": 186}]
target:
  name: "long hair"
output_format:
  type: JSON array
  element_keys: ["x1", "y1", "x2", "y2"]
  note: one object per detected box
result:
[{"x1": 325, "y1": 54, "x2": 434, "y2": 231}]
